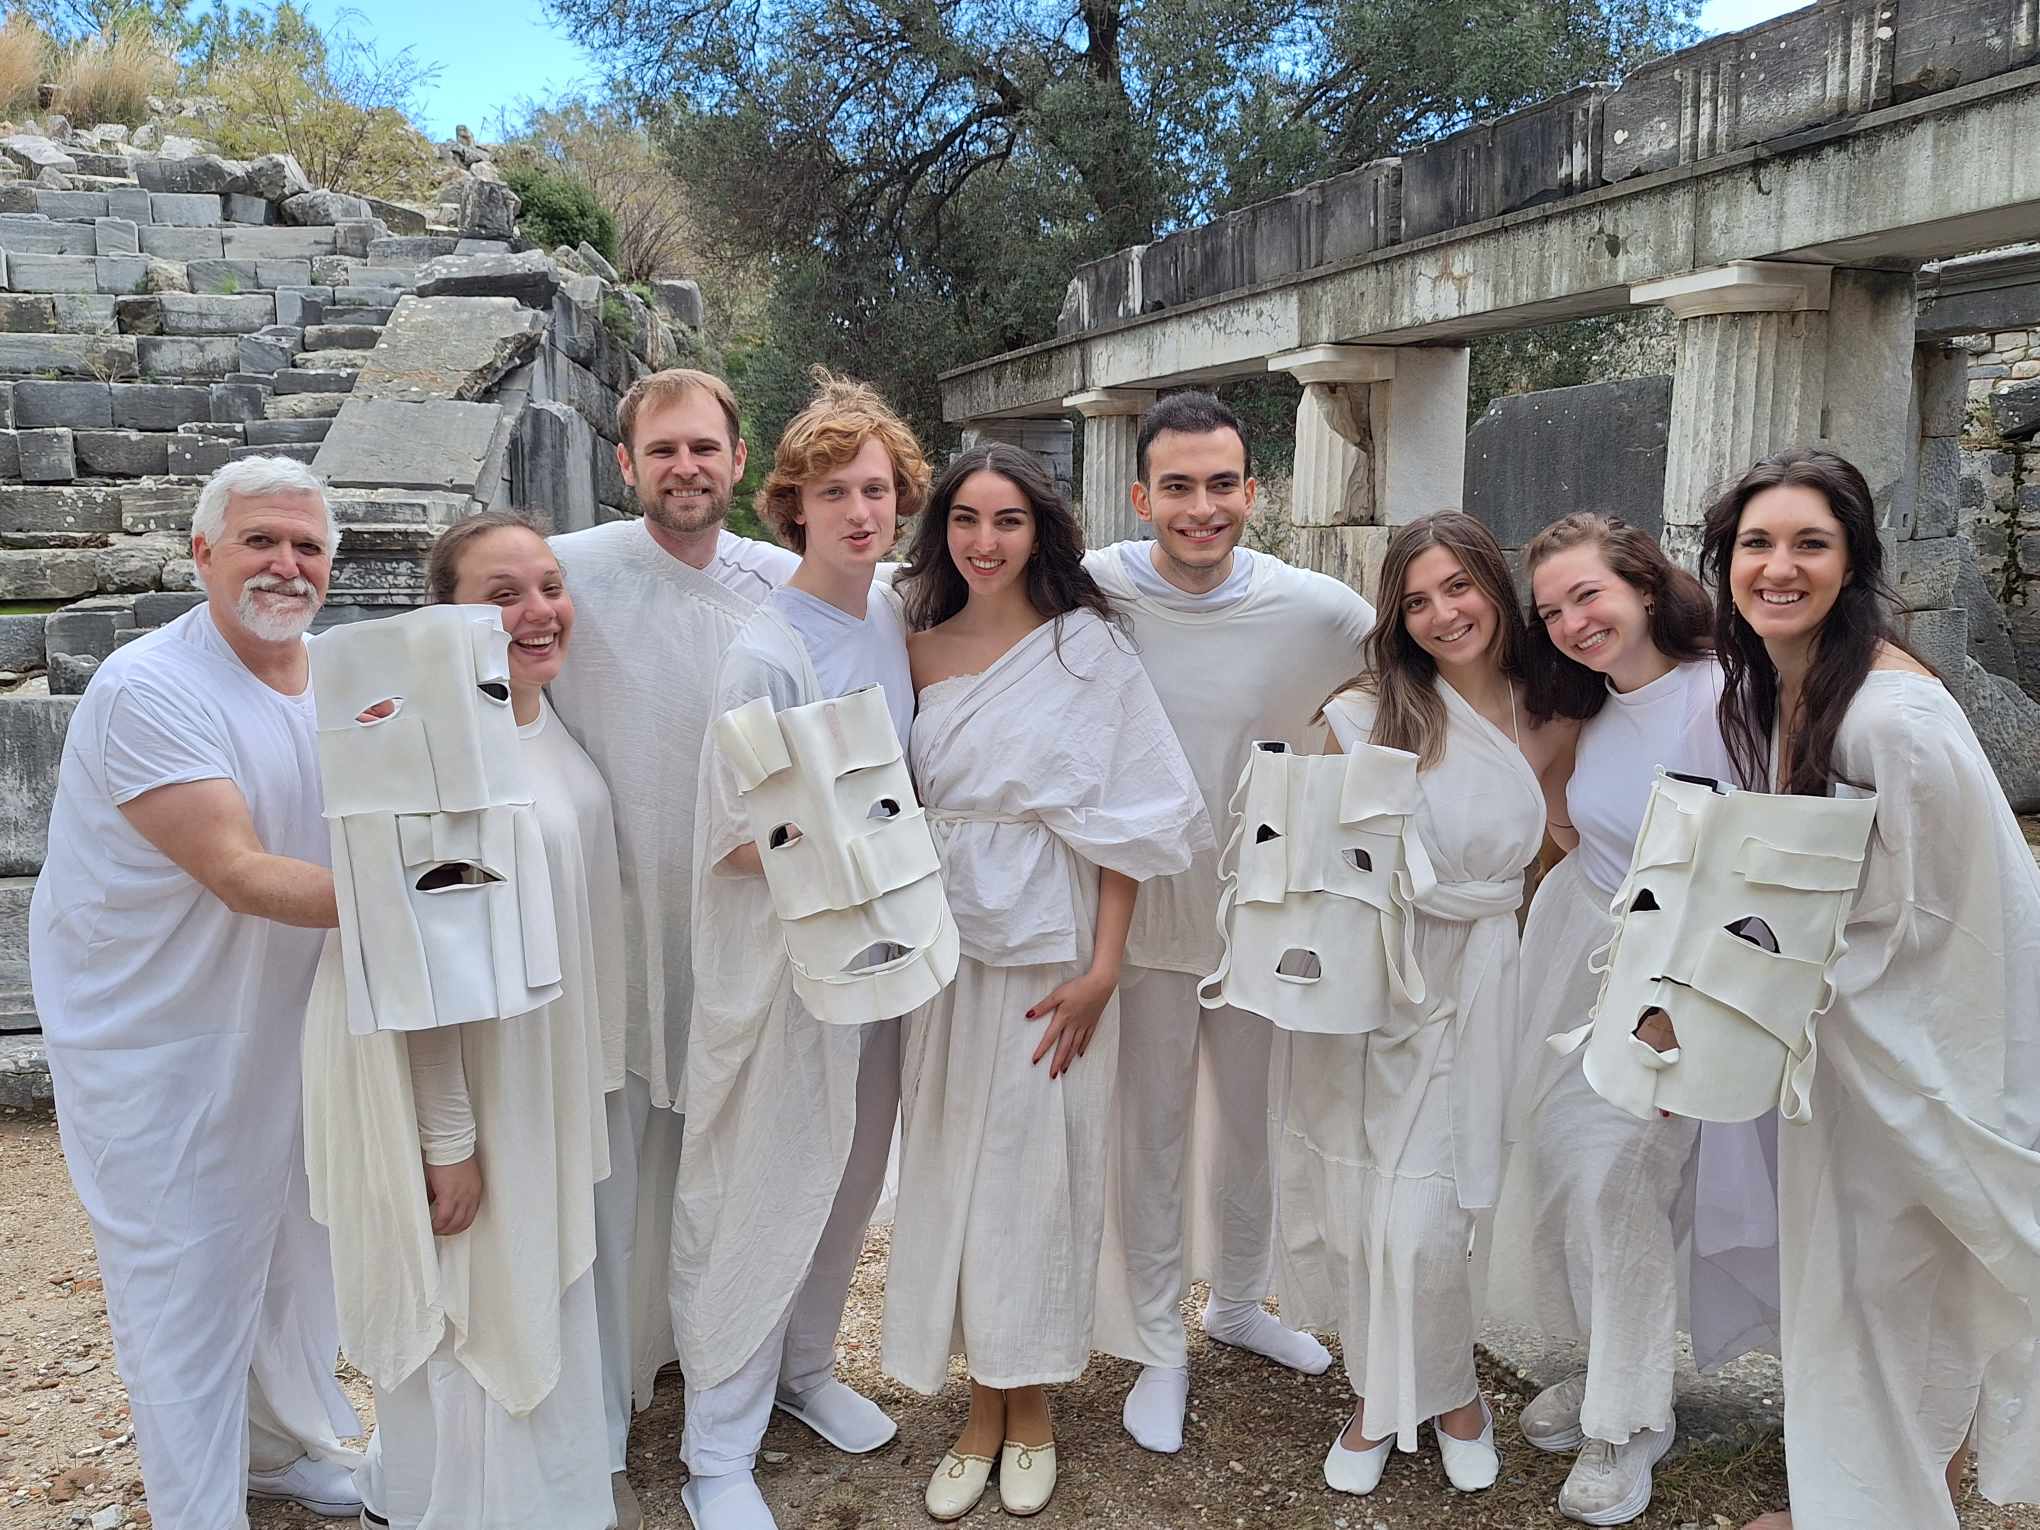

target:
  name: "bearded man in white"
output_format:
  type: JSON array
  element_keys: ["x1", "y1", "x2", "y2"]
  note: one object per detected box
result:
[
  {"x1": 29, "y1": 457, "x2": 364, "y2": 1530},
  {"x1": 545, "y1": 368, "x2": 798, "y2": 1530},
  {"x1": 1084, "y1": 391, "x2": 1375, "y2": 1452}
]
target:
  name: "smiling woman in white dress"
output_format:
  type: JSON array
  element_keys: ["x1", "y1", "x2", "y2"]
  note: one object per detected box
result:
[
  {"x1": 1292, "y1": 513, "x2": 1564, "y2": 1500},
  {"x1": 1696, "y1": 447, "x2": 2040, "y2": 1530},
  {"x1": 883, "y1": 443, "x2": 1210, "y2": 1521}
]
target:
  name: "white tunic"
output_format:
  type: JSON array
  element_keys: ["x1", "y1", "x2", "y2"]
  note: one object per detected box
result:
[
  {"x1": 1777, "y1": 672, "x2": 2040, "y2": 1528},
  {"x1": 303, "y1": 695, "x2": 616, "y2": 1416},
  {"x1": 1274, "y1": 687, "x2": 1543, "y2": 1447},
  {"x1": 545, "y1": 519, "x2": 797, "y2": 1105},
  {"x1": 29, "y1": 605, "x2": 359, "y2": 1525},
  {"x1": 881, "y1": 613, "x2": 1211, "y2": 1393},
  {"x1": 671, "y1": 591, "x2": 908, "y2": 1390}
]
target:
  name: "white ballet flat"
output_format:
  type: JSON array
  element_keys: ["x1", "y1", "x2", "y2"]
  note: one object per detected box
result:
[
  {"x1": 923, "y1": 1450, "x2": 994, "y2": 1521},
  {"x1": 1324, "y1": 1426, "x2": 1393, "y2": 1496},
  {"x1": 1436, "y1": 1400, "x2": 1500, "y2": 1492},
  {"x1": 998, "y1": 1440, "x2": 1056, "y2": 1516}
]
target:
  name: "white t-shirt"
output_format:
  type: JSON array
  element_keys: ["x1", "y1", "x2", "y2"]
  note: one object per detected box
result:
[
  {"x1": 765, "y1": 584, "x2": 914, "y2": 751},
  {"x1": 712, "y1": 527, "x2": 801, "y2": 603},
  {"x1": 1117, "y1": 540, "x2": 1256, "y2": 613},
  {"x1": 29, "y1": 604, "x2": 328, "y2": 1056},
  {"x1": 1568, "y1": 658, "x2": 1735, "y2": 896}
]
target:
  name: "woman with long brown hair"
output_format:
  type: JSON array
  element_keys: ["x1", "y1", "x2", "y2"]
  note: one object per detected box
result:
[
  {"x1": 1698, "y1": 447, "x2": 2040, "y2": 1530},
  {"x1": 882, "y1": 443, "x2": 1208, "y2": 1519},
  {"x1": 1500, "y1": 512, "x2": 1734, "y2": 1527},
  {"x1": 1284, "y1": 513, "x2": 1565, "y2": 1498}
]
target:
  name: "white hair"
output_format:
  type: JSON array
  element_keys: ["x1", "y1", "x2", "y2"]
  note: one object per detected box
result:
[{"x1": 190, "y1": 456, "x2": 336, "y2": 554}]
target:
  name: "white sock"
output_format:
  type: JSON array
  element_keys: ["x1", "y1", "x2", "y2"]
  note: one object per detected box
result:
[
  {"x1": 1202, "y1": 1297, "x2": 1333, "y2": 1375},
  {"x1": 682, "y1": 1471, "x2": 778, "y2": 1530},
  {"x1": 777, "y1": 1377, "x2": 897, "y2": 1452},
  {"x1": 1123, "y1": 1364, "x2": 1190, "y2": 1453}
]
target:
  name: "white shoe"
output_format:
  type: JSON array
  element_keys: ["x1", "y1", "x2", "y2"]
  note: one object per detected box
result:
[
  {"x1": 247, "y1": 1456, "x2": 362, "y2": 1518},
  {"x1": 681, "y1": 1470, "x2": 779, "y2": 1530},
  {"x1": 1558, "y1": 1424, "x2": 1675, "y2": 1525},
  {"x1": 1521, "y1": 1370, "x2": 1589, "y2": 1453},
  {"x1": 1323, "y1": 1418, "x2": 1393, "y2": 1496},
  {"x1": 773, "y1": 1378, "x2": 897, "y2": 1453},
  {"x1": 998, "y1": 1440, "x2": 1056, "y2": 1516},
  {"x1": 924, "y1": 1450, "x2": 994, "y2": 1521},
  {"x1": 1436, "y1": 1400, "x2": 1500, "y2": 1492}
]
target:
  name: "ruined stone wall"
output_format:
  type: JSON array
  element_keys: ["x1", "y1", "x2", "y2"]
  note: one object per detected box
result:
[{"x1": 1958, "y1": 328, "x2": 2040, "y2": 704}]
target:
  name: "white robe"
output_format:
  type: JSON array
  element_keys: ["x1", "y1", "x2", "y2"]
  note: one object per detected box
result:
[
  {"x1": 670, "y1": 599, "x2": 903, "y2": 1390},
  {"x1": 28, "y1": 606, "x2": 360, "y2": 1530},
  {"x1": 1775, "y1": 672, "x2": 2040, "y2": 1528},
  {"x1": 545, "y1": 519, "x2": 793, "y2": 1416},
  {"x1": 1274, "y1": 687, "x2": 1543, "y2": 1448},
  {"x1": 881, "y1": 613, "x2": 1211, "y2": 1393},
  {"x1": 1082, "y1": 545, "x2": 1375, "y2": 1365}
]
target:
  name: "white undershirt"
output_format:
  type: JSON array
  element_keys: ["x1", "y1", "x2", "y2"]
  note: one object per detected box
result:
[
  {"x1": 765, "y1": 584, "x2": 914, "y2": 750},
  {"x1": 1118, "y1": 540, "x2": 1256, "y2": 613}
]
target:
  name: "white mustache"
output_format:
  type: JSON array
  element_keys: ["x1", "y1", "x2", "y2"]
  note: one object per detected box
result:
[{"x1": 244, "y1": 574, "x2": 316, "y2": 598}]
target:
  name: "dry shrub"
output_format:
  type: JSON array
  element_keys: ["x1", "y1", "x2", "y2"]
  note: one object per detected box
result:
[
  {"x1": 0, "y1": 10, "x2": 50, "y2": 119},
  {"x1": 54, "y1": 28, "x2": 176, "y2": 128}
]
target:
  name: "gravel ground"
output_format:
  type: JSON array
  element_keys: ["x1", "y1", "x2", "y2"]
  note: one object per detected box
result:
[{"x1": 6, "y1": 1118, "x2": 2040, "y2": 1530}]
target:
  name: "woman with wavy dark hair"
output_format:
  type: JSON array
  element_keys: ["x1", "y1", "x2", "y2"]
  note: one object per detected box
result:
[
  {"x1": 1290, "y1": 514, "x2": 1565, "y2": 1500},
  {"x1": 1492, "y1": 512, "x2": 1737, "y2": 1527},
  {"x1": 1698, "y1": 447, "x2": 2040, "y2": 1530},
  {"x1": 881, "y1": 443, "x2": 1209, "y2": 1520}
]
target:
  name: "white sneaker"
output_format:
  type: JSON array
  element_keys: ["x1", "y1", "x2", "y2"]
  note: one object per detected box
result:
[
  {"x1": 1521, "y1": 1371, "x2": 1589, "y2": 1453},
  {"x1": 247, "y1": 1455, "x2": 362, "y2": 1518},
  {"x1": 1558, "y1": 1424, "x2": 1675, "y2": 1525}
]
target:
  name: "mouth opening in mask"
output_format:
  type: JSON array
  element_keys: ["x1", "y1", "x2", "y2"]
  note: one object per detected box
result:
[{"x1": 414, "y1": 862, "x2": 506, "y2": 893}]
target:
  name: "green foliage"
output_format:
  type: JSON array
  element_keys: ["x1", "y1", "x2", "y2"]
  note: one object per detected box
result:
[{"x1": 501, "y1": 159, "x2": 617, "y2": 264}]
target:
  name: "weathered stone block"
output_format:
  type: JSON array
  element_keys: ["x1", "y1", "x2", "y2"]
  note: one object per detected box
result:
[
  {"x1": 1, "y1": 136, "x2": 76, "y2": 177},
  {"x1": 332, "y1": 220, "x2": 381, "y2": 258},
  {"x1": 368, "y1": 235, "x2": 459, "y2": 263},
  {"x1": 106, "y1": 186, "x2": 150, "y2": 223},
  {"x1": 238, "y1": 332, "x2": 293, "y2": 373},
  {"x1": 120, "y1": 485, "x2": 200, "y2": 534},
  {"x1": 93, "y1": 255, "x2": 147, "y2": 294},
  {"x1": 30, "y1": 190, "x2": 107, "y2": 221},
  {"x1": 0, "y1": 293, "x2": 55, "y2": 331},
  {"x1": 90, "y1": 216, "x2": 138, "y2": 257},
  {"x1": 113, "y1": 294, "x2": 164, "y2": 335},
  {"x1": 282, "y1": 191, "x2": 369, "y2": 226},
  {"x1": 134, "y1": 589, "x2": 204, "y2": 623},
  {"x1": 0, "y1": 610, "x2": 45, "y2": 669},
  {"x1": 0, "y1": 217, "x2": 93, "y2": 255},
  {"x1": 273, "y1": 285, "x2": 333, "y2": 327},
  {"x1": 1893, "y1": 535, "x2": 1966, "y2": 610},
  {"x1": 147, "y1": 192, "x2": 224, "y2": 227},
  {"x1": 1892, "y1": 0, "x2": 2040, "y2": 104},
  {"x1": 17, "y1": 427, "x2": 73, "y2": 481},
  {"x1": 136, "y1": 335, "x2": 242, "y2": 380},
  {"x1": 1914, "y1": 435, "x2": 1962, "y2": 538},
  {"x1": 0, "y1": 484, "x2": 122, "y2": 534},
  {"x1": 1464, "y1": 377, "x2": 1672, "y2": 547},
  {"x1": 232, "y1": 152, "x2": 311, "y2": 202},
  {"x1": 138, "y1": 225, "x2": 224, "y2": 260},
  {"x1": 5, "y1": 252, "x2": 96, "y2": 291},
  {"x1": 0, "y1": 696, "x2": 76, "y2": 872},
  {"x1": 265, "y1": 391, "x2": 346, "y2": 419},
  {"x1": 0, "y1": 331, "x2": 137, "y2": 378},
  {"x1": 49, "y1": 292, "x2": 115, "y2": 332},
  {"x1": 302, "y1": 323, "x2": 380, "y2": 351},
  {"x1": 0, "y1": 429, "x2": 15, "y2": 477},
  {"x1": 254, "y1": 259, "x2": 313, "y2": 289},
  {"x1": 509, "y1": 400, "x2": 599, "y2": 535},
  {"x1": 45, "y1": 595, "x2": 136, "y2": 660},
  {"x1": 160, "y1": 556, "x2": 197, "y2": 590},
  {"x1": 1291, "y1": 524, "x2": 1395, "y2": 604},
  {"x1": 1947, "y1": 656, "x2": 2040, "y2": 810},
  {"x1": 245, "y1": 418, "x2": 331, "y2": 446},
  {"x1": 650, "y1": 278, "x2": 704, "y2": 330},
  {"x1": 224, "y1": 225, "x2": 337, "y2": 259},
  {"x1": 1990, "y1": 380, "x2": 2040, "y2": 441},
  {"x1": 95, "y1": 537, "x2": 178, "y2": 592},
  {"x1": 153, "y1": 292, "x2": 278, "y2": 336},
  {"x1": 363, "y1": 197, "x2": 428, "y2": 235},
  {"x1": 73, "y1": 429, "x2": 170, "y2": 477},
  {"x1": 457, "y1": 178, "x2": 519, "y2": 239},
  {"x1": 141, "y1": 257, "x2": 188, "y2": 295},
  {"x1": 0, "y1": 547, "x2": 96, "y2": 603},
  {"x1": 344, "y1": 265, "x2": 418, "y2": 289},
  {"x1": 109, "y1": 383, "x2": 210, "y2": 430},
  {"x1": 185, "y1": 257, "x2": 258, "y2": 293},
  {"x1": 413, "y1": 250, "x2": 556, "y2": 310},
  {"x1": 229, "y1": 440, "x2": 318, "y2": 464},
  {"x1": 209, "y1": 381, "x2": 269, "y2": 423},
  {"x1": 167, "y1": 435, "x2": 231, "y2": 474},
  {"x1": 47, "y1": 649, "x2": 99, "y2": 693},
  {"x1": 273, "y1": 367, "x2": 352, "y2": 395},
  {"x1": 293, "y1": 349, "x2": 368, "y2": 372},
  {"x1": 13, "y1": 380, "x2": 112, "y2": 430},
  {"x1": 223, "y1": 193, "x2": 271, "y2": 225},
  {"x1": 134, "y1": 154, "x2": 242, "y2": 195},
  {"x1": 313, "y1": 397, "x2": 503, "y2": 492},
  {"x1": 453, "y1": 238, "x2": 510, "y2": 256}
]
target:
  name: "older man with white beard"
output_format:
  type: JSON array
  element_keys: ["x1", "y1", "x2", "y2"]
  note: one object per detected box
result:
[
  {"x1": 546, "y1": 369, "x2": 797, "y2": 1528},
  {"x1": 30, "y1": 457, "x2": 364, "y2": 1530}
]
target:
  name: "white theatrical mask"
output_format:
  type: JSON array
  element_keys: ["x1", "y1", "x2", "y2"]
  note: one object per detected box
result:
[
  {"x1": 311, "y1": 604, "x2": 564, "y2": 1036},
  {"x1": 715, "y1": 683, "x2": 959, "y2": 1023},
  {"x1": 1553, "y1": 768, "x2": 1876, "y2": 1123},
  {"x1": 1199, "y1": 738, "x2": 1435, "y2": 1032}
]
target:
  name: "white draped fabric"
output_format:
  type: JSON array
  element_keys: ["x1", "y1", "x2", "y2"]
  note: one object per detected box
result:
[
  {"x1": 881, "y1": 613, "x2": 1210, "y2": 1393},
  {"x1": 1273, "y1": 687, "x2": 1543, "y2": 1449},
  {"x1": 1774, "y1": 672, "x2": 2040, "y2": 1528}
]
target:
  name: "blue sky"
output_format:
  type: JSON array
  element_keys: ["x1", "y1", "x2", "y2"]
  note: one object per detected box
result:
[{"x1": 339, "y1": 0, "x2": 1804, "y2": 145}]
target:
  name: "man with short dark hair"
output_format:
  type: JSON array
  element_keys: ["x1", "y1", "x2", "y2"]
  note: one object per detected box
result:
[
  {"x1": 1085, "y1": 391, "x2": 1376, "y2": 1454},
  {"x1": 31, "y1": 458, "x2": 364, "y2": 1530},
  {"x1": 547, "y1": 368, "x2": 798, "y2": 1530}
]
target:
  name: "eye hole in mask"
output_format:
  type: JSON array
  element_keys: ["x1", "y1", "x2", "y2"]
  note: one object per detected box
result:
[
  {"x1": 1256, "y1": 741, "x2": 1290, "y2": 755},
  {"x1": 848, "y1": 942, "x2": 909, "y2": 972},
  {"x1": 355, "y1": 697, "x2": 403, "y2": 724},
  {"x1": 1275, "y1": 948, "x2": 1324, "y2": 981},
  {"x1": 1725, "y1": 915, "x2": 1780, "y2": 953},
  {"x1": 768, "y1": 822, "x2": 804, "y2": 850},
  {"x1": 477, "y1": 681, "x2": 511, "y2": 704},
  {"x1": 1344, "y1": 847, "x2": 1373, "y2": 872},
  {"x1": 868, "y1": 798, "x2": 901, "y2": 821},
  {"x1": 1630, "y1": 887, "x2": 1661, "y2": 912},
  {"x1": 1255, "y1": 823, "x2": 1282, "y2": 844},
  {"x1": 414, "y1": 861, "x2": 505, "y2": 892}
]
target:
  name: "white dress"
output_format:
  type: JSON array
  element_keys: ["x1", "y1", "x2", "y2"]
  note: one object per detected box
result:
[
  {"x1": 28, "y1": 606, "x2": 360, "y2": 1530},
  {"x1": 1487, "y1": 658, "x2": 1733, "y2": 1445},
  {"x1": 1774, "y1": 672, "x2": 2040, "y2": 1529},
  {"x1": 303, "y1": 696, "x2": 618, "y2": 1530},
  {"x1": 1275, "y1": 686, "x2": 1543, "y2": 1448},
  {"x1": 881, "y1": 612, "x2": 1210, "y2": 1393}
]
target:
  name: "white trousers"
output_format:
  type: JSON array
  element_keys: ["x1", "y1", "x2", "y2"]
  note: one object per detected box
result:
[
  {"x1": 679, "y1": 1023, "x2": 899, "y2": 1477},
  {"x1": 357, "y1": 1272, "x2": 612, "y2": 1530},
  {"x1": 1096, "y1": 968, "x2": 1277, "y2": 1369},
  {"x1": 592, "y1": 1075, "x2": 679, "y2": 1471}
]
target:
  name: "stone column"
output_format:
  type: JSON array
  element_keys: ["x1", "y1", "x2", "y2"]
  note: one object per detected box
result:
[
  {"x1": 1065, "y1": 389, "x2": 1154, "y2": 547},
  {"x1": 1268, "y1": 343, "x2": 1469, "y2": 601}
]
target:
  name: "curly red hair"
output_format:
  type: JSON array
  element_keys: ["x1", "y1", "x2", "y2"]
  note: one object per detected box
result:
[{"x1": 757, "y1": 367, "x2": 931, "y2": 553}]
